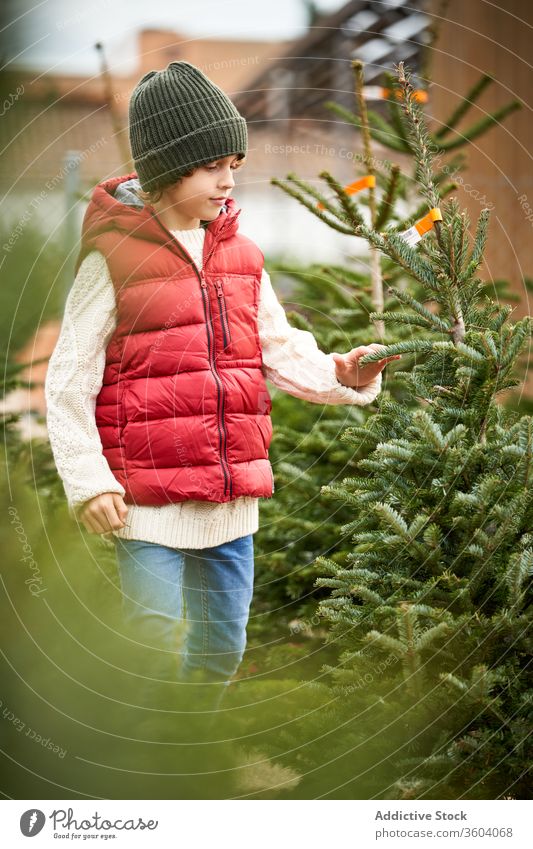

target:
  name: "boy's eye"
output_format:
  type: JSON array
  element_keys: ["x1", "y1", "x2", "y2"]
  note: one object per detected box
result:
[{"x1": 205, "y1": 161, "x2": 243, "y2": 171}]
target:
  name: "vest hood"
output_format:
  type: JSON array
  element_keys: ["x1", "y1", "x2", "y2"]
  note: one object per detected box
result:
[{"x1": 76, "y1": 172, "x2": 242, "y2": 274}]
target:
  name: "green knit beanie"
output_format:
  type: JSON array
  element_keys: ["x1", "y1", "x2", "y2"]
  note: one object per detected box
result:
[{"x1": 128, "y1": 61, "x2": 248, "y2": 192}]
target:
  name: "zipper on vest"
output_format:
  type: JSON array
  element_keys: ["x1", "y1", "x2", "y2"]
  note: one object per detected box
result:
[
  {"x1": 215, "y1": 279, "x2": 232, "y2": 350},
  {"x1": 199, "y1": 270, "x2": 232, "y2": 497},
  {"x1": 148, "y1": 210, "x2": 234, "y2": 498}
]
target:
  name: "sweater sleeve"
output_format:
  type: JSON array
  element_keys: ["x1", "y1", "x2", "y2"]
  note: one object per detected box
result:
[
  {"x1": 44, "y1": 250, "x2": 126, "y2": 518},
  {"x1": 257, "y1": 268, "x2": 382, "y2": 405}
]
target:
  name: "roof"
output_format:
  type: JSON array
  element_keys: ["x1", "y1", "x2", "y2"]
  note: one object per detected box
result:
[{"x1": 234, "y1": 0, "x2": 429, "y2": 121}]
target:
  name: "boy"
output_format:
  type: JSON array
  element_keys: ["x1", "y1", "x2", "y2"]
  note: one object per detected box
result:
[{"x1": 45, "y1": 62, "x2": 398, "y2": 707}]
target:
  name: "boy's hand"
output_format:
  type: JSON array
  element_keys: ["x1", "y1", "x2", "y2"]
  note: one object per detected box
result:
[
  {"x1": 332, "y1": 344, "x2": 401, "y2": 389},
  {"x1": 78, "y1": 492, "x2": 128, "y2": 535}
]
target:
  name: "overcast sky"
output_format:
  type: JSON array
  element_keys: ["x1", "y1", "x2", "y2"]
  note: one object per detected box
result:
[{"x1": 6, "y1": 0, "x2": 346, "y2": 75}]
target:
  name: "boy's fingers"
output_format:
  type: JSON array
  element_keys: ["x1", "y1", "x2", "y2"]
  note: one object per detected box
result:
[
  {"x1": 80, "y1": 496, "x2": 122, "y2": 534},
  {"x1": 79, "y1": 516, "x2": 92, "y2": 533},
  {"x1": 112, "y1": 493, "x2": 128, "y2": 520},
  {"x1": 356, "y1": 346, "x2": 376, "y2": 360},
  {"x1": 367, "y1": 344, "x2": 401, "y2": 360},
  {"x1": 101, "y1": 500, "x2": 125, "y2": 532},
  {"x1": 332, "y1": 353, "x2": 348, "y2": 371},
  {"x1": 81, "y1": 511, "x2": 105, "y2": 534},
  {"x1": 335, "y1": 348, "x2": 401, "y2": 370},
  {"x1": 377, "y1": 354, "x2": 401, "y2": 362},
  {"x1": 78, "y1": 505, "x2": 93, "y2": 533}
]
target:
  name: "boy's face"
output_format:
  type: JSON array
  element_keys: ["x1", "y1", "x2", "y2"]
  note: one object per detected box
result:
[{"x1": 156, "y1": 154, "x2": 245, "y2": 225}]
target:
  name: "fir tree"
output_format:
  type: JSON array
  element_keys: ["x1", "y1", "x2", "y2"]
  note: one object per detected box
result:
[
  {"x1": 306, "y1": 62, "x2": 532, "y2": 800},
  {"x1": 227, "y1": 61, "x2": 530, "y2": 801},
  {"x1": 251, "y1": 57, "x2": 521, "y2": 664}
]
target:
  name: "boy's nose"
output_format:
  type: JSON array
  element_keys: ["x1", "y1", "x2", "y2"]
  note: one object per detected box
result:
[{"x1": 219, "y1": 169, "x2": 235, "y2": 191}]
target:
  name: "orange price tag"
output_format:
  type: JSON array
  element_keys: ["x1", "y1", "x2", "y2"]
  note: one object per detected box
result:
[
  {"x1": 362, "y1": 86, "x2": 428, "y2": 103},
  {"x1": 399, "y1": 208, "x2": 442, "y2": 246},
  {"x1": 316, "y1": 174, "x2": 375, "y2": 210}
]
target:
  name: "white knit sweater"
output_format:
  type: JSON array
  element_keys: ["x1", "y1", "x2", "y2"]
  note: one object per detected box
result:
[{"x1": 44, "y1": 225, "x2": 382, "y2": 548}]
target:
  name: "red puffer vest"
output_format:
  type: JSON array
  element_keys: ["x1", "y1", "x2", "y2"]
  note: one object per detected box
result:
[{"x1": 75, "y1": 172, "x2": 274, "y2": 506}]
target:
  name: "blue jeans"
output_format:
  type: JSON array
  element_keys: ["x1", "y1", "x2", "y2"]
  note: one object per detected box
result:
[{"x1": 114, "y1": 533, "x2": 255, "y2": 711}]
